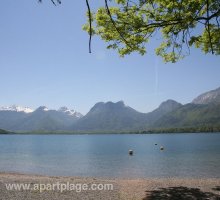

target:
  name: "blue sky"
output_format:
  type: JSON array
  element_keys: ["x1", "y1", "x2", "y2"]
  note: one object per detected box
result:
[{"x1": 0, "y1": 0, "x2": 220, "y2": 114}]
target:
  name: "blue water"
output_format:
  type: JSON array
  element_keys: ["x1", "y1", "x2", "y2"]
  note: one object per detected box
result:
[{"x1": 0, "y1": 133, "x2": 220, "y2": 178}]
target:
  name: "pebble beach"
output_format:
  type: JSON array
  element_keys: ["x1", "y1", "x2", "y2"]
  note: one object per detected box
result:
[{"x1": 0, "y1": 173, "x2": 219, "y2": 200}]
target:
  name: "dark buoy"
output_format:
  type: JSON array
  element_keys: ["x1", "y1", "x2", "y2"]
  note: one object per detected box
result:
[
  {"x1": 160, "y1": 146, "x2": 164, "y2": 151},
  {"x1": 155, "y1": 143, "x2": 157, "y2": 145},
  {"x1": 129, "y1": 150, "x2": 133, "y2": 155}
]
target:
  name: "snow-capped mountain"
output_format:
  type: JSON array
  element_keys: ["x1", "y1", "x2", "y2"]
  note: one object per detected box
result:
[
  {"x1": 0, "y1": 105, "x2": 34, "y2": 113},
  {"x1": 58, "y1": 107, "x2": 83, "y2": 118},
  {"x1": 0, "y1": 105, "x2": 83, "y2": 116},
  {"x1": 0, "y1": 105, "x2": 83, "y2": 131}
]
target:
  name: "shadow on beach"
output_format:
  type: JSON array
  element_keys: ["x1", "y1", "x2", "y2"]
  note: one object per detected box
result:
[
  {"x1": 212, "y1": 186, "x2": 220, "y2": 192},
  {"x1": 143, "y1": 186, "x2": 220, "y2": 200}
]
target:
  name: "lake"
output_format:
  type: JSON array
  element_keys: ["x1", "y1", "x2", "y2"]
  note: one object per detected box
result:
[{"x1": 0, "y1": 133, "x2": 220, "y2": 178}]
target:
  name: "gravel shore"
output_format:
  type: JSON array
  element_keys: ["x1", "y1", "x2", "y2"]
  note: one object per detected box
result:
[{"x1": 0, "y1": 172, "x2": 219, "y2": 200}]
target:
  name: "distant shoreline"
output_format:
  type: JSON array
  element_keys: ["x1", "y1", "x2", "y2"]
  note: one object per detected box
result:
[
  {"x1": 1, "y1": 132, "x2": 220, "y2": 135},
  {"x1": 1, "y1": 129, "x2": 220, "y2": 135},
  {"x1": 0, "y1": 172, "x2": 219, "y2": 200}
]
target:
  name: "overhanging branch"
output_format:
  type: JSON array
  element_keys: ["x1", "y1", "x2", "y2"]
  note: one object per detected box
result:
[
  {"x1": 86, "y1": 0, "x2": 92, "y2": 53},
  {"x1": 104, "y1": 0, "x2": 133, "y2": 49}
]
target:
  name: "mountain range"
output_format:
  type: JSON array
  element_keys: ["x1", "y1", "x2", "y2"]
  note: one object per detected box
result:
[
  {"x1": 0, "y1": 106, "x2": 82, "y2": 131},
  {"x1": 1, "y1": 87, "x2": 220, "y2": 132}
]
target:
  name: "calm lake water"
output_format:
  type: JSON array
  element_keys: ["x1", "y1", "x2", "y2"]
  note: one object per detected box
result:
[{"x1": 0, "y1": 133, "x2": 220, "y2": 178}]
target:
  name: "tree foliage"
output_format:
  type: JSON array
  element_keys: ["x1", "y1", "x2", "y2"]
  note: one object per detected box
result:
[
  {"x1": 39, "y1": 0, "x2": 220, "y2": 62},
  {"x1": 83, "y1": 0, "x2": 220, "y2": 62}
]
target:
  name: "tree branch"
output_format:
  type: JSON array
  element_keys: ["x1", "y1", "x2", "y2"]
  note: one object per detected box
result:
[
  {"x1": 196, "y1": 8, "x2": 220, "y2": 21},
  {"x1": 104, "y1": 0, "x2": 133, "y2": 49},
  {"x1": 206, "y1": 0, "x2": 214, "y2": 54},
  {"x1": 86, "y1": 0, "x2": 92, "y2": 53}
]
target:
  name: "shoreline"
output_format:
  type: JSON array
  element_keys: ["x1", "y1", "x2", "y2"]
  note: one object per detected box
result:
[
  {"x1": 1, "y1": 171, "x2": 220, "y2": 180},
  {"x1": 1, "y1": 131, "x2": 220, "y2": 135},
  {"x1": 1, "y1": 172, "x2": 220, "y2": 200}
]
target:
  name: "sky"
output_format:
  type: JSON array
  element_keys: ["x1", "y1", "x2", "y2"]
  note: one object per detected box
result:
[{"x1": 0, "y1": 0, "x2": 220, "y2": 115}]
